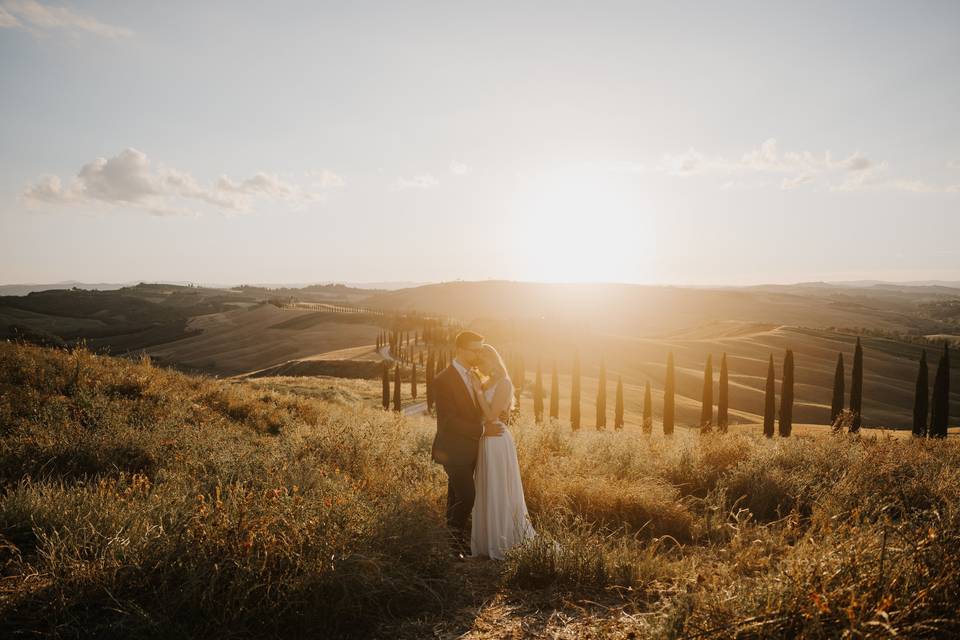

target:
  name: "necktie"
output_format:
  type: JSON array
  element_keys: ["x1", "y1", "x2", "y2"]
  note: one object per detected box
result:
[{"x1": 465, "y1": 370, "x2": 479, "y2": 409}]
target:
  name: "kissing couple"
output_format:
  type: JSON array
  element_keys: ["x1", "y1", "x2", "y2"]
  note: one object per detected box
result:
[{"x1": 430, "y1": 330, "x2": 536, "y2": 560}]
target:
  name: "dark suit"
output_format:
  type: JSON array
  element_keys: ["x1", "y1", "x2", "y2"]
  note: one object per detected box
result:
[{"x1": 431, "y1": 364, "x2": 483, "y2": 548}]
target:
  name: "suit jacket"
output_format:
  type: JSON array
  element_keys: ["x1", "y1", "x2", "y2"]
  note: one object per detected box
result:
[{"x1": 431, "y1": 364, "x2": 484, "y2": 467}]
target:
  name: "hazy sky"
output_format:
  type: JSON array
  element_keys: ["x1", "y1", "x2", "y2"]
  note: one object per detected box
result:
[{"x1": 2, "y1": 1, "x2": 959, "y2": 286}]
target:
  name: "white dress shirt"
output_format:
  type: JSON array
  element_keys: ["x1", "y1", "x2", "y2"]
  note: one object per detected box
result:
[{"x1": 451, "y1": 357, "x2": 477, "y2": 406}]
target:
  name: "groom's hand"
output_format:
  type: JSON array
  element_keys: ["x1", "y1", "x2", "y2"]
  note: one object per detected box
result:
[{"x1": 483, "y1": 421, "x2": 504, "y2": 437}]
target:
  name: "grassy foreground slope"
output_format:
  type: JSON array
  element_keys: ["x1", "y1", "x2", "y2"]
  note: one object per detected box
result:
[
  {"x1": 0, "y1": 342, "x2": 451, "y2": 638},
  {"x1": 3, "y1": 342, "x2": 960, "y2": 638}
]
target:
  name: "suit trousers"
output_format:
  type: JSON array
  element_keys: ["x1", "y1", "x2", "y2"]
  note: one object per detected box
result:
[{"x1": 443, "y1": 463, "x2": 475, "y2": 547}]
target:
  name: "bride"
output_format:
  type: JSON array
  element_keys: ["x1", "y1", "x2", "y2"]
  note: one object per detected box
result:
[{"x1": 469, "y1": 344, "x2": 536, "y2": 559}]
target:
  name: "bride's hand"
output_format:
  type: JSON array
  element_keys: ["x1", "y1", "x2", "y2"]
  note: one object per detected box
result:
[{"x1": 471, "y1": 376, "x2": 484, "y2": 396}]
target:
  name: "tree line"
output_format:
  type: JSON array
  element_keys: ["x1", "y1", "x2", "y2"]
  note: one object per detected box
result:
[{"x1": 378, "y1": 326, "x2": 953, "y2": 437}]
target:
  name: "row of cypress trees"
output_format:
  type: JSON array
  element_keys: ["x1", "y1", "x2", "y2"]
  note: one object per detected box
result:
[
  {"x1": 387, "y1": 332, "x2": 953, "y2": 435},
  {"x1": 525, "y1": 351, "x2": 707, "y2": 434},
  {"x1": 530, "y1": 340, "x2": 950, "y2": 435}
]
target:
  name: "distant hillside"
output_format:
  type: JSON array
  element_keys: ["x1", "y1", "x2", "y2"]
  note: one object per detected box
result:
[
  {"x1": 361, "y1": 281, "x2": 960, "y2": 430},
  {"x1": 0, "y1": 283, "x2": 386, "y2": 374},
  {"x1": 0, "y1": 282, "x2": 134, "y2": 296},
  {"x1": 146, "y1": 305, "x2": 381, "y2": 376},
  {"x1": 362, "y1": 280, "x2": 960, "y2": 336},
  {"x1": 0, "y1": 283, "x2": 262, "y2": 353}
]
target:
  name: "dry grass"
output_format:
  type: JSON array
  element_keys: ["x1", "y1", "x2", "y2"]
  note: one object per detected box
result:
[{"x1": 3, "y1": 341, "x2": 960, "y2": 638}]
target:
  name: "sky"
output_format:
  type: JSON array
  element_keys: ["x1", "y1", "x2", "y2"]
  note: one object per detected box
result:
[{"x1": 1, "y1": 0, "x2": 959, "y2": 287}]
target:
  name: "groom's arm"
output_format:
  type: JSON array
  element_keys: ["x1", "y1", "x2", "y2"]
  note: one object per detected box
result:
[{"x1": 435, "y1": 376, "x2": 483, "y2": 440}]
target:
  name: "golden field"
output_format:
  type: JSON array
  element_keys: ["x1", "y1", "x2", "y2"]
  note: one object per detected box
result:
[{"x1": 3, "y1": 341, "x2": 960, "y2": 638}]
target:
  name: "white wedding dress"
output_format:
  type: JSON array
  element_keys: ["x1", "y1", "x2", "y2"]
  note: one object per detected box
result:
[{"x1": 471, "y1": 378, "x2": 536, "y2": 560}]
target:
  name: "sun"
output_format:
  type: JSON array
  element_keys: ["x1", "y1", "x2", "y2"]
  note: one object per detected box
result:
[{"x1": 506, "y1": 167, "x2": 657, "y2": 283}]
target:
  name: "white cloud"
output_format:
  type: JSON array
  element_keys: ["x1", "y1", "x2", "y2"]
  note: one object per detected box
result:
[
  {"x1": 396, "y1": 174, "x2": 439, "y2": 189},
  {"x1": 948, "y1": 160, "x2": 960, "y2": 170},
  {"x1": 23, "y1": 148, "x2": 324, "y2": 216},
  {"x1": 661, "y1": 139, "x2": 955, "y2": 194},
  {"x1": 0, "y1": 6, "x2": 20, "y2": 27},
  {"x1": 22, "y1": 175, "x2": 78, "y2": 203},
  {"x1": 449, "y1": 161, "x2": 470, "y2": 176},
  {"x1": 77, "y1": 148, "x2": 158, "y2": 202},
  {"x1": 781, "y1": 173, "x2": 814, "y2": 190},
  {"x1": 840, "y1": 152, "x2": 873, "y2": 173},
  {"x1": 0, "y1": 0, "x2": 133, "y2": 38},
  {"x1": 308, "y1": 168, "x2": 345, "y2": 188},
  {"x1": 216, "y1": 172, "x2": 297, "y2": 199},
  {"x1": 662, "y1": 148, "x2": 716, "y2": 176}
]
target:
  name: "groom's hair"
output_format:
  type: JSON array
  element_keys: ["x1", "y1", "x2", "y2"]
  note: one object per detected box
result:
[{"x1": 454, "y1": 330, "x2": 484, "y2": 349}]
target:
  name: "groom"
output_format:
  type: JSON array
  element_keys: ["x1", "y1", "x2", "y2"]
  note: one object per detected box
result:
[{"x1": 431, "y1": 330, "x2": 503, "y2": 557}]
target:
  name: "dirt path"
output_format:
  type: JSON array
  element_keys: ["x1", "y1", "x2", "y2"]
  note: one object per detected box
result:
[{"x1": 403, "y1": 401, "x2": 427, "y2": 416}]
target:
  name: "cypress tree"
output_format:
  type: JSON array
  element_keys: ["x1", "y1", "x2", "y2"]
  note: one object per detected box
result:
[
  {"x1": 614, "y1": 375, "x2": 624, "y2": 430},
  {"x1": 718, "y1": 353, "x2": 729, "y2": 433},
  {"x1": 426, "y1": 351, "x2": 436, "y2": 412},
  {"x1": 533, "y1": 361, "x2": 544, "y2": 424},
  {"x1": 571, "y1": 352, "x2": 581, "y2": 430},
  {"x1": 550, "y1": 361, "x2": 560, "y2": 420},
  {"x1": 779, "y1": 349, "x2": 794, "y2": 437},
  {"x1": 930, "y1": 343, "x2": 951, "y2": 438},
  {"x1": 663, "y1": 352, "x2": 675, "y2": 436},
  {"x1": 830, "y1": 353, "x2": 845, "y2": 424},
  {"x1": 419, "y1": 350, "x2": 424, "y2": 366},
  {"x1": 700, "y1": 354, "x2": 713, "y2": 432},
  {"x1": 912, "y1": 350, "x2": 928, "y2": 437},
  {"x1": 382, "y1": 364, "x2": 390, "y2": 410},
  {"x1": 596, "y1": 358, "x2": 607, "y2": 430},
  {"x1": 642, "y1": 380, "x2": 652, "y2": 435},
  {"x1": 411, "y1": 363, "x2": 418, "y2": 399},
  {"x1": 850, "y1": 337, "x2": 864, "y2": 432},
  {"x1": 393, "y1": 365, "x2": 402, "y2": 412},
  {"x1": 763, "y1": 354, "x2": 776, "y2": 438}
]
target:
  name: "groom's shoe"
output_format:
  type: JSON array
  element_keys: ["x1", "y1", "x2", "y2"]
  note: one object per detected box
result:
[{"x1": 450, "y1": 539, "x2": 470, "y2": 562}]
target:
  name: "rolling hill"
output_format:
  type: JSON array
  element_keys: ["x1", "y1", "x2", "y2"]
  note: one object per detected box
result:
[
  {"x1": 362, "y1": 281, "x2": 959, "y2": 431},
  {"x1": 2, "y1": 280, "x2": 957, "y2": 429}
]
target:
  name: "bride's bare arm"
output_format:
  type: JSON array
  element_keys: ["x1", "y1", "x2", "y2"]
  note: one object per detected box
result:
[
  {"x1": 489, "y1": 380, "x2": 513, "y2": 420},
  {"x1": 471, "y1": 377, "x2": 513, "y2": 422},
  {"x1": 471, "y1": 376, "x2": 498, "y2": 422}
]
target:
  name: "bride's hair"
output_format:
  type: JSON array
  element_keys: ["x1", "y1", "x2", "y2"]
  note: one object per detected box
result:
[{"x1": 481, "y1": 344, "x2": 515, "y2": 411}]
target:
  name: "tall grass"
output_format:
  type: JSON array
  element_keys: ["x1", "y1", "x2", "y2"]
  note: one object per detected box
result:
[
  {"x1": 0, "y1": 342, "x2": 452, "y2": 638},
  {"x1": 3, "y1": 341, "x2": 960, "y2": 638}
]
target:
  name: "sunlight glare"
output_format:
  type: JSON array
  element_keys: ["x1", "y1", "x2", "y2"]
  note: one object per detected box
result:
[{"x1": 507, "y1": 167, "x2": 657, "y2": 283}]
